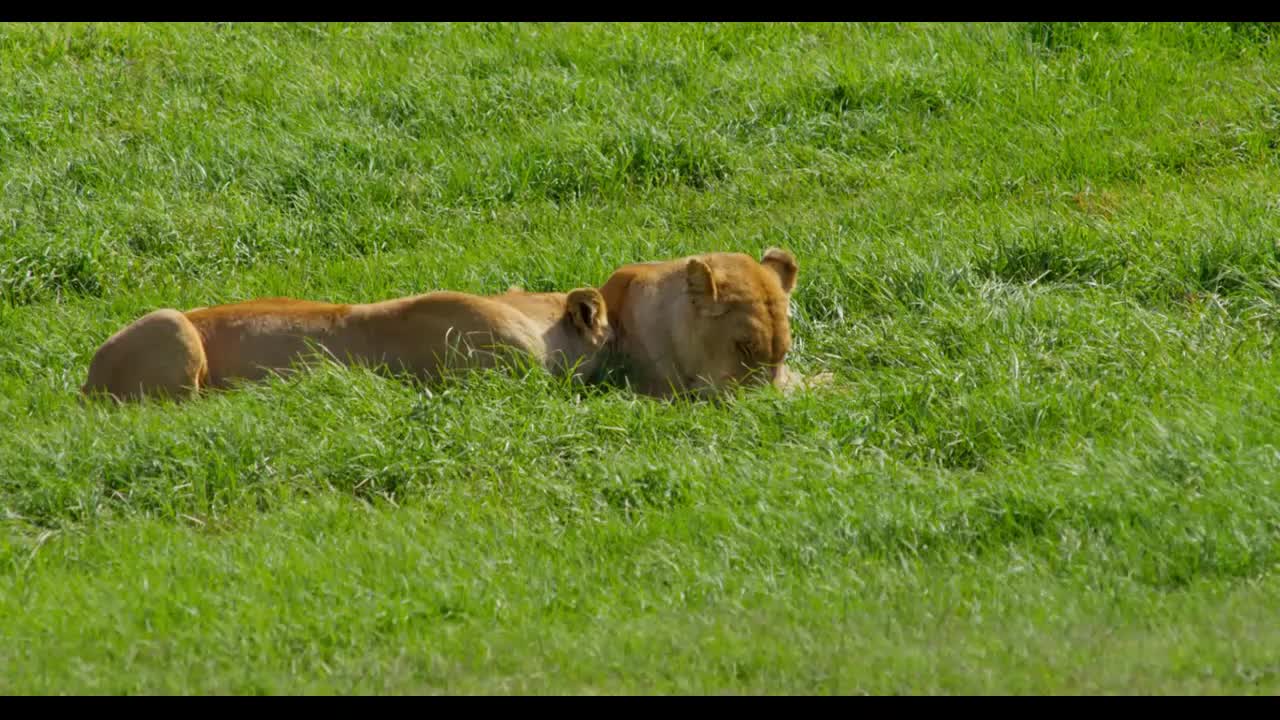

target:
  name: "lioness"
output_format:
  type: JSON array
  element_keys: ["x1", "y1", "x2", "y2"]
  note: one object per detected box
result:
[
  {"x1": 599, "y1": 247, "x2": 815, "y2": 398},
  {"x1": 81, "y1": 287, "x2": 611, "y2": 402}
]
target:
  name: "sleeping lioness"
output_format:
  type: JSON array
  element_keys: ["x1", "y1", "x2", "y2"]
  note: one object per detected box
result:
[
  {"x1": 599, "y1": 247, "x2": 825, "y2": 398},
  {"x1": 81, "y1": 286, "x2": 610, "y2": 402}
]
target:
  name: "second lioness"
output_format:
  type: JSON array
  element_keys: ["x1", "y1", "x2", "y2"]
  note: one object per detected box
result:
[{"x1": 82, "y1": 286, "x2": 610, "y2": 402}]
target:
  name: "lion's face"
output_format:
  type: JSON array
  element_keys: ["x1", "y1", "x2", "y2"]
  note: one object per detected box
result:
[{"x1": 676, "y1": 248, "x2": 798, "y2": 396}]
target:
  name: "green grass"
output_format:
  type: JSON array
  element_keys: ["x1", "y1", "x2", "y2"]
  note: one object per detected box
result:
[{"x1": 4, "y1": 21, "x2": 1280, "y2": 694}]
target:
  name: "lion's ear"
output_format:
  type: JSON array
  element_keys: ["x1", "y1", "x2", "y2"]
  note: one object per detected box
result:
[
  {"x1": 761, "y1": 247, "x2": 798, "y2": 294},
  {"x1": 567, "y1": 288, "x2": 607, "y2": 334},
  {"x1": 687, "y1": 258, "x2": 728, "y2": 316},
  {"x1": 686, "y1": 258, "x2": 720, "y2": 311}
]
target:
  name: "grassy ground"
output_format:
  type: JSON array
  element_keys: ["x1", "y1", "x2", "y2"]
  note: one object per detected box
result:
[{"x1": 3, "y1": 22, "x2": 1280, "y2": 694}]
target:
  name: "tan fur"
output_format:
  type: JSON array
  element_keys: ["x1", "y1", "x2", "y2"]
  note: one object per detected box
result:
[
  {"x1": 81, "y1": 287, "x2": 611, "y2": 403},
  {"x1": 599, "y1": 247, "x2": 815, "y2": 399}
]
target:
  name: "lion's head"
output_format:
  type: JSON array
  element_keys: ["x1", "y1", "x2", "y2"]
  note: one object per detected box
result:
[{"x1": 674, "y1": 248, "x2": 797, "y2": 395}]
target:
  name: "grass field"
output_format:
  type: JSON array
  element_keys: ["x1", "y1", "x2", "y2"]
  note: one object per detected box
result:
[{"x1": 3, "y1": 22, "x2": 1280, "y2": 694}]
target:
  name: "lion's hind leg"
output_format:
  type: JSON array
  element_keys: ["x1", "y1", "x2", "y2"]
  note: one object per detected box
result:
[{"x1": 82, "y1": 309, "x2": 208, "y2": 403}]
